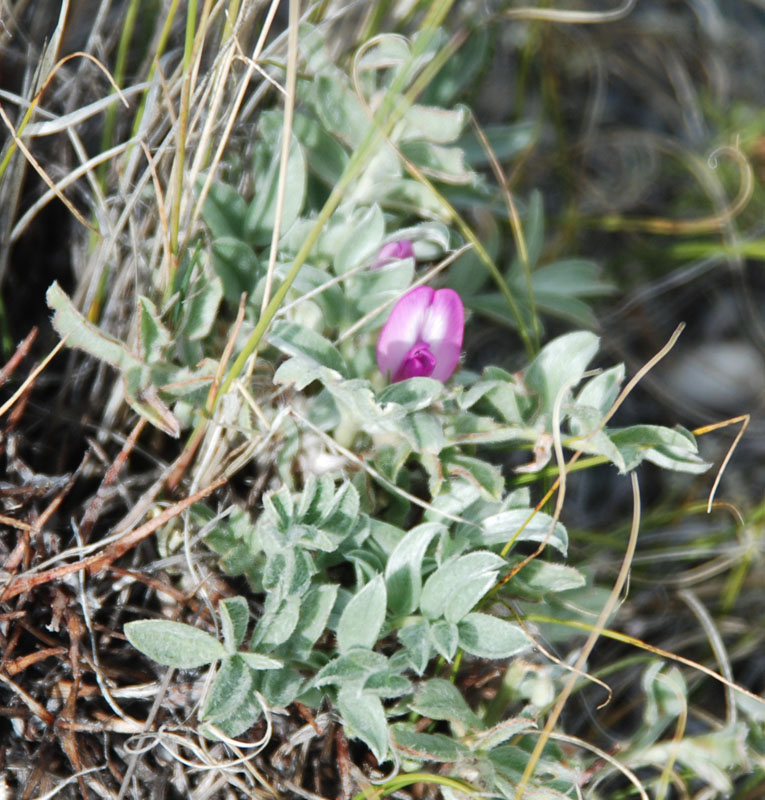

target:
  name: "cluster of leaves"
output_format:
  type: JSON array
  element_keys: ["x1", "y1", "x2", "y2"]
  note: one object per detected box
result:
[{"x1": 125, "y1": 327, "x2": 709, "y2": 795}]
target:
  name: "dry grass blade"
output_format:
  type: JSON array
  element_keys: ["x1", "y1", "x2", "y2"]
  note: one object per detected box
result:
[
  {"x1": 9, "y1": 138, "x2": 136, "y2": 242},
  {"x1": 190, "y1": 0, "x2": 283, "y2": 228},
  {"x1": 0, "y1": 671, "x2": 55, "y2": 725},
  {"x1": 692, "y1": 414, "x2": 750, "y2": 513},
  {"x1": 0, "y1": 103, "x2": 95, "y2": 233},
  {"x1": 0, "y1": 337, "x2": 67, "y2": 419},
  {"x1": 545, "y1": 731, "x2": 648, "y2": 800},
  {"x1": 510, "y1": 606, "x2": 614, "y2": 709},
  {"x1": 516, "y1": 471, "x2": 642, "y2": 798},
  {"x1": 79, "y1": 417, "x2": 147, "y2": 542}
]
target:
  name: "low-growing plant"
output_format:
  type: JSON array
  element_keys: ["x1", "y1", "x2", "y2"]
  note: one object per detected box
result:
[{"x1": 21, "y1": 6, "x2": 762, "y2": 799}]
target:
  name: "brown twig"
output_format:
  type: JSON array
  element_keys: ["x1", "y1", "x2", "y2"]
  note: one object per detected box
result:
[
  {"x1": 0, "y1": 327, "x2": 38, "y2": 388},
  {"x1": 79, "y1": 417, "x2": 147, "y2": 542},
  {"x1": 4, "y1": 646, "x2": 68, "y2": 676},
  {"x1": 0, "y1": 671, "x2": 55, "y2": 725},
  {"x1": 0, "y1": 477, "x2": 226, "y2": 601},
  {"x1": 108, "y1": 565, "x2": 205, "y2": 614}
]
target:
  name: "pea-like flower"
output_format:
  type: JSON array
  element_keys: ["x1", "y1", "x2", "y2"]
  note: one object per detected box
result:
[
  {"x1": 377, "y1": 286, "x2": 464, "y2": 383},
  {"x1": 374, "y1": 240, "x2": 415, "y2": 268}
]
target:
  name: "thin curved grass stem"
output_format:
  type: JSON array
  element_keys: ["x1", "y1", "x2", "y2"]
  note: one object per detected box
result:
[
  {"x1": 504, "y1": 0, "x2": 637, "y2": 24},
  {"x1": 470, "y1": 115, "x2": 541, "y2": 350},
  {"x1": 515, "y1": 472, "x2": 641, "y2": 799},
  {"x1": 678, "y1": 589, "x2": 736, "y2": 726},
  {"x1": 522, "y1": 613, "x2": 765, "y2": 710}
]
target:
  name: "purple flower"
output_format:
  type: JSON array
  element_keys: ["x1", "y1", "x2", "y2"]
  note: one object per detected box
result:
[
  {"x1": 377, "y1": 286, "x2": 464, "y2": 383},
  {"x1": 374, "y1": 240, "x2": 415, "y2": 268}
]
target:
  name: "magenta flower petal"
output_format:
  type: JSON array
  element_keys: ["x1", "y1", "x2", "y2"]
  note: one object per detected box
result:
[
  {"x1": 377, "y1": 286, "x2": 433, "y2": 381},
  {"x1": 393, "y1": 342, "x2": 437, "y2": 381},
  {"x1": 376, "y1": 286, "x2": 464, "y2": 384},
  {"x1": 419, "y1": 288, "x2": 464, "y2": 382},
  {"x1": 374, "y1": 240, "x2": 415, "y2": 268}
]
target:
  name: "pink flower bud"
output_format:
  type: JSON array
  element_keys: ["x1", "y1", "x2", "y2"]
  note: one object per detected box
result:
[
  {"x1": 377, "y1": 286, "x2": 464, "y2": 383},
  {"x1": 374, "y1": 240, "x2": 415, "y2": 268}
]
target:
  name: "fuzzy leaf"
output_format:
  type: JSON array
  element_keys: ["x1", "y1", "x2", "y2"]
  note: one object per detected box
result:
[
  {"x1": 314, "y1": 650, "x2": 388, "y2": 687},
  {"x1": 337, "y1": 575, "x2": 387, "y2": 654},
  {"x1": 296, "y1": 475, "x2": 335, "y2": 524},
  {"x1": 312, "y1": 74, "x2": 370, "y2": 147},
  {"x1": 211, "y1": 238, "x2": 260, "y2": 303},
  {"x1": 363, "y1": 670, "x2": 412, "y2": 699},
  {"x1": 268, "y1": 320, "x2": 347, "y2": 376},
  {"x1": 507, "y1": 559, "x2": 586, "y2": 599},
  {"x1": 47, "y1": 282, "x2": 141, "y2": 372},
  {"x1": 335, "y1": 204, "x2": 385, "y2": 274},
  {"x1": 398, "y1": 619, "x2": 432, "y2": 675},
  {"x1": 125, "y1": 620, "x2": 225, "y2": 668},
  {"x1": 574, "y1": 363, "x2": 625, "y2": 417},
  {"x1": 398, "y1": 103, "x2": 468, "y2": 144},
  {"x1": 201, "y1": 181, "x2": 248, "y2": 240},
  {"x1": 252, "y1": 595, "x2": 301, "y2": 650},
  {"x1": 219, "y1": 596, "x2": 250, "y2": 653},
  {"x1": 354, "y1": 258, "x2": 415, "y2": 314},
  {"x1": 201, "y1": 654, "x2": 252, "y2": 722},
  {"x1": 409, "y1": 678, "x2": 482, "y2": 730},
  {"x1": 400, "y1": 140, "x2": 473, "y2": 183},
  {"x1": 525, "y1": 331, "x2": 600, "y2": 417},
  {"x1": 138, "y1": 297, "x2": 170, "y2": 362},
  {"x1": 378, "y1": 377, "x2": 443, "y2": 410},
  {"x1": 246, "y1": 130, "x2": 306, "y2": 244},
  {"x1": 430, "y1": 620, "x2": 459, "y2": 661},
  {"x1": 239, "y1": 652, "x2": 283, "y2": 670},
  {"x1": 609, "y1": 425, "x2": 710, "y2": 474},
  {"x1": 385, "y1": 522, "x2": 443, "y2": 616},
  {"x1": 286, "y1": 583, "x2": 338, "y2": 657},
  {"x1": 420, "y1": 551, "x2": 504, "y2": 622},
  {"x1": 392, "y1": 723, "x2": 465, "y2": 762},
  {"x1": 457, "y1": 613, "x2": 530, "y2": 659},
  {"x1": 322, "y1": 480, "x2": 360, "y2": 534},
  {"x1": 292, "y1": 110, "x2": 349, "y2": 185},
  {"x1": 443, "y1": 452, "x2": 504, "y2": 498},
  {"x1": 337, "y1": 687, "x2": 389, "y2": 763},
  {"x1": 467, "y1": 717, "x2": 536, "y2": 751},
  {"x1": 479, "y1": 508, "x2": 569, "y2": 556},
  {"x1": 177, "y1": 272, "x2": 223, "y2": 342}
]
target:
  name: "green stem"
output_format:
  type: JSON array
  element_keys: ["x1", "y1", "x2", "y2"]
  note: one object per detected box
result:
[
  {"x1": 129, "y1": 0, "x2": 184, "y2": 143},
  {"x1": 98, "y1": 0, "x2": 141, "y2": 184},
  {"x1": 350, "y1": 773, "x2": 475, "y2": 800},
  {"x1": 507, "y1": 454, "x2": 609, "y2": 486}
]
